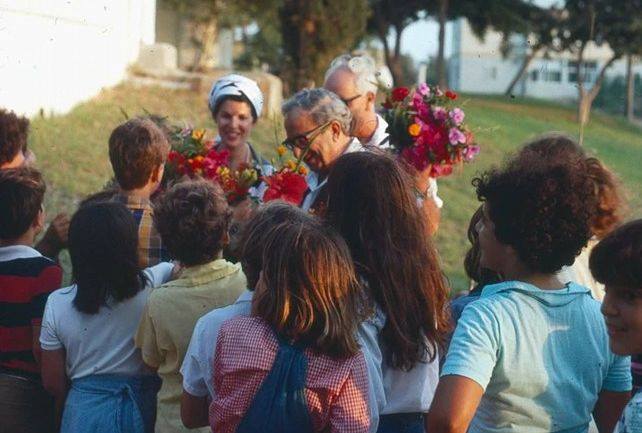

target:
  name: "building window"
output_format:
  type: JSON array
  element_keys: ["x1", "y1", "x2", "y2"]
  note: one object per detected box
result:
[
  {"x1": 568, "y1": 61, "x2": 598, "y2": 83},
  {"x1": 530, "y1": 70, "x2": 539, "y2": 81},
  {"x1": 490, "y1": 67, "x2": 497, "y2": 80},
  {"x1": 543, "y1": 70, "x2": 562, "y2": 82}
]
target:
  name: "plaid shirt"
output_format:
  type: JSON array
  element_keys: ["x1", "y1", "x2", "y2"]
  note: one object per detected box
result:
[
  {"x1": 211, "y1": 316, "x2": 370, "y2": 433},
  {"x1": 112, "y1": 193, "x2": 169, "y2": 268}
]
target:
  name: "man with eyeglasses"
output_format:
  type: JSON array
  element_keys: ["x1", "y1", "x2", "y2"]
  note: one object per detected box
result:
[
  {"x1": 282, "y1": 88, "x2": 360, "y2": 214},
  {"x1": 324, "y1": 54, "x2": 391, "y2": 149},
  {"x1": 323, "y1": 55, "x2": 443, "y2": 234}
]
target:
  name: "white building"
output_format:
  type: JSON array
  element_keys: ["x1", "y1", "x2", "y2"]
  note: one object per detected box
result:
[
  {"x1": 0, "y1": 0, "x2": 156, "y2": 116},
  {"x1": 448, "y1": 18, "x2": 641, "y2": 100}
]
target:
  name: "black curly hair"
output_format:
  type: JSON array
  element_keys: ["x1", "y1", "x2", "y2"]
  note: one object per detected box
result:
[{"x1": 474, "y1": 158, "x2": 598, "y2": 274}]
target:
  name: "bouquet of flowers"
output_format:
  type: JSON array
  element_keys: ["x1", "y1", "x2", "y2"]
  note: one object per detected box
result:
[
  {"x1": 261, "y1": 145, "x2": 308, "y2": 205},
  {"x1": 381, "y1": 84, "x2": 480, "y2": 178},
  {"x1": 165, "y1": 126, "x2": 258, "y2": 205}
]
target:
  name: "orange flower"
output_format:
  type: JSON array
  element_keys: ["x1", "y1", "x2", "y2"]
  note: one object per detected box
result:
[
  {"x1": 408, "y1": 123, "x2": 421, "y2": 137},
  {"x1": 277, "y1": 145, "x2": 287, "y2": 156},
  {"x1": 192, "y1": 129, "x2": 206, "y2": 141},
  {"x1": 298, "y1": 165, "x2": 308, "y2": 175}
]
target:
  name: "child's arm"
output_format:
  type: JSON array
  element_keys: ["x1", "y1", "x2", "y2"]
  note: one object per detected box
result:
[
  {"x1": 425, "y1": 375, "x2": 484, "y2": 433},
  {"x1": 41, "y1": 348, "x2": 69, "y2": 430},
  {"x1": 593, "y1": 390, "x2": 630, "y2": 433},
  {"x1": 180, "y1": 391, "x2": 210, "y2": 428}
]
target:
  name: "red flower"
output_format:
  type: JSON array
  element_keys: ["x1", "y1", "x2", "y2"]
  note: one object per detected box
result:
[
  {"x1": 445, "y1": 90, "x2": 458, "y2": 100},
  {"x1": 382, "y1": 99, "x2": 393, "y2": 109},
  {"x1": 263, "y1": 170, "x2": 308, "y2": 205},
  {"x1": 391, "y1": 87, "x2": 410, "y2": 102}
]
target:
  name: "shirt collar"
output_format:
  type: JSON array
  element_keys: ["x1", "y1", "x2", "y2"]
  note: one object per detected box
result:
[
  {"x1": 237, "y1": 290, "x2": 254, "y2": 303},
  {"x1": 165, "y1": 258, "x2": 241, "y2": 288},
  {"x1": 363, "y1": 114, "x2": 389, "y2": 148},
  {"x1": 0, "y1": 245, "x2": 42, "y2": 262},
  {"x1": 112, "y1": 192, "x2": 152, "y2": 210}
]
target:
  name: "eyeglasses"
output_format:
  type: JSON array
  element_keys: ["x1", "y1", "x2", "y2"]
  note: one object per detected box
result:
[
  {"x1": 340, "y1": 94, "x2": 362, "y2": 105},
  {"x1": 282, "y1": 121, "x2": 333, "y2": 151}
]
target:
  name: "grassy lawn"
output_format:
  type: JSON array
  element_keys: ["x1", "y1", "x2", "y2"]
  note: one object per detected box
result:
[{"x1": 28, "y1": 84, "x2": 642, "y2": 292}]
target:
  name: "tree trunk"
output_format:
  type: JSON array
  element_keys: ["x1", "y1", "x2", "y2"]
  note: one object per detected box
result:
[
  {"x1": 504, "y1": 49, "x2": 539, "y2": 96},
  {"x1": 626, "y1": 54, "x2": 635, "y2": 122},
  {"x1": 436, "y1": 0, "x2": 449, "y2": 88},
  {"x1": 192, "y1": 17, "x2": 218, "y2": 71},
  {"x1": 577, "y1": 54, "x2": 618, "y2": 144}
]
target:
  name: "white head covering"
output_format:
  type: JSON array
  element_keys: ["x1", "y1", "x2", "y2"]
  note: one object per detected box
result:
[{"x1": 208, "y1": 74, "x2": 264, "y2": 119}]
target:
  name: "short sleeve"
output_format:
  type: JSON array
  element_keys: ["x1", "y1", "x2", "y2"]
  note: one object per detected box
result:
[
  {"x1": 135, "y1": 300, "x2": 162, "y2": 368},
  {"x1": 39, "y1": 295, "x2": 63, "y2": 351},
  {"x1": 181, "y1": 319, "x2": 210, "y2": 398},
  {"x1": 427, "y1": 178, "x2": 443, "y2": 209},
  {"x1": 329, "y1": 354, "x2": 370, "y2": 433},
  {"x1": 602, "y1": 353, "x2": 632, "y2": 392},
  {"x1": 142, "y1": 262, "x2": 174, "y2": 288},
  {"x1": 441, "y1": 302, "x2": 500, "y2": 390}
]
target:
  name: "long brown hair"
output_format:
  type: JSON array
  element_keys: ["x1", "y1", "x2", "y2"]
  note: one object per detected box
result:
[
  {"x1": 325, "y1": 151, "x2": 450, "y2": 370},
  {"x1": 252, "y1": 220, "x2": 364, "y2": 359},
  {"x1": 515, "y1": 133, "x2": 626, "y2": 239}
]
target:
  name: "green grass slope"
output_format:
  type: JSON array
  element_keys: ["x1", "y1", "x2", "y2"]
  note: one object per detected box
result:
[{"x1": 27, "y1": 85, "x2": 642, "y2": 293}]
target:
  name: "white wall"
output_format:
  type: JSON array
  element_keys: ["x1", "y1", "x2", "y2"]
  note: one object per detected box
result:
[{"x1": 0, "y1": 0, "x2": 156, "y2": 116}]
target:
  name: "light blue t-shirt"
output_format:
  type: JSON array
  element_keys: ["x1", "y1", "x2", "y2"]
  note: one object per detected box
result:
[{"x1": 442, "y1": 281, "x2": 632, "y2": 433}]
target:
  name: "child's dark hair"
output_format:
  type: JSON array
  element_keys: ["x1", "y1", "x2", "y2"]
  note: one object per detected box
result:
[
  {"x1": 0, "y1": 167, "x2": 45, "y2": 240},
  {"x1": 514, "y1": 133, "x2": 626, "y2": 239},
  {"x1": 240, "y1": 201, "x2": 317, "y2": 290},
  {"x1": 474, "y1": 155, "x2": 598, "y2": 274},
  {"x1": 590, "y1": 219, "x2": 642, "y2": 292},
  {"x1": 464, "y1": 205, "x2": 501, "y2": 285},
  {"x1": 325, "y1": 151, "x2": 450, "y2": 370},
  {"x1": 252, "y1": 221, "x2": 364, "y2": 359},
  {"x1": 0, "y1": 108, "x2": 29, "y2": 166},
  {"x1": 69, "y1": 202, "x2": 145, "y2": 314},
  {"x1": 153, "y1": 179, "x2": 231, "y2": 266},
  {"x1": 108, "y1": 118, "x2": 170, "y2": 190}
]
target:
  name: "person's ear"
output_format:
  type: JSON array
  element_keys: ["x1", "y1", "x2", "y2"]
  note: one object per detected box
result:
[
  {"x1": 221, "y1": 230, "x2": 230, "y2": 247},
  {"x1": 33, "y1": 207, "x2": 45, "y2": 235},
  {"x1": 150, "y1": 164, "x2": 164, "y2": 183},
  {"x1": 366, "y1": 91, "x2": 376, "y2": 109},
  {"x1": 331, "y1": 121, "x2": 343, "y2": 141}
]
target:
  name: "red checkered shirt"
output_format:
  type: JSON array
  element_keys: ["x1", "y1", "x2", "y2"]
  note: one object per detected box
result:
[{"x1": 210, "y1": 316, "x2": 370, "y2": 433}]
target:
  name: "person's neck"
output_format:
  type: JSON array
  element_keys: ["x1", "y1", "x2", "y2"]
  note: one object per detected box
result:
[
  {"x1": 505, "y1": 268, "x2": 565, "y2": 291},
  {"x1": 356, "y1": 111, "x2": 378, "y2": 144},
  {"x1": 121, "y1": 185, "x2": 154, "y2": 201},
  {"x1": 220, "y1": 142, "x2": 250, "y2": 169},
  {"x1": 0, "y1": 232, "x2": 36, "y2": 248}
]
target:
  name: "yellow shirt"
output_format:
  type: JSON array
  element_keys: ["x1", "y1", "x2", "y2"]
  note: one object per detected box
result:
[{"x1": 135, "y1": 259, "x2": 246, "y2": 433}]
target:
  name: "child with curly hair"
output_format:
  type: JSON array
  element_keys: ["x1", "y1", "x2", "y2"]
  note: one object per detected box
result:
[
  {"x1": 427, "y1": 139, "x2": 632, "y2": 433},
  {"x1": 512, "y1": 133, "x2": 626, "y2": 301}
]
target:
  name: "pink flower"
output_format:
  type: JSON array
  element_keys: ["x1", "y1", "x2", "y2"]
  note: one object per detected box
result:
[
  {"x1": 463, "y1": 145, "x2": 480, "y2": 161},
  {"x1": 449, "y1": 108, "x2": 465, "y2": 126},
  {"x1": 432, "y1": 107, "x2": 448, "y2": 121},
  {"x1": 417, "y1": 83, "x2": 431, "y2": 97},
  {"x1": 449, "y1": 128, "x2": 466, "y2": 145}
]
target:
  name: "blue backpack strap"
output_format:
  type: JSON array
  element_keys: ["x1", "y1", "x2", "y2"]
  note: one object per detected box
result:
[{"x1": 235, "y1": 333, "x2": 313, "y2": 433}]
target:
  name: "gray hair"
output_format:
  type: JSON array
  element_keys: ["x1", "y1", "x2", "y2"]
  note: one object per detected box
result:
[
  {"x1": 281, "y1": 88, "x2": 353, "y2": 134},
  {"x1": 324, "y1": 54, "x2": 393, "y2": 95}
]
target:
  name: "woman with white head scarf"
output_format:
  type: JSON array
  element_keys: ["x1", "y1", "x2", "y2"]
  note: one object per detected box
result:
[
  {"x1": 208, "y1": 74, "x2": 271, "y2": 173},
  {"x1": 208, "y1": 74, "x2": 272, "y2": 260}
]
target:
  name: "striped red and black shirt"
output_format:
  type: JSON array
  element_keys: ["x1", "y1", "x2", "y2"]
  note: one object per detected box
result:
[{"x1": 0, "y1": 245, "x2": 62, "y2": 378}]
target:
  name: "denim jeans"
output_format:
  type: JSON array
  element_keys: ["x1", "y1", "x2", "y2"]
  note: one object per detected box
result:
[{"x1": 377, "y1": 413, "x2": 425, "y2": 433}]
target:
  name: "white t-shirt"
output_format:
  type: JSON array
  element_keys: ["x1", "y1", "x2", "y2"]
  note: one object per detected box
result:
[{"x1": 40, "y1": 262, "x2": 173, "y2": 380}]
